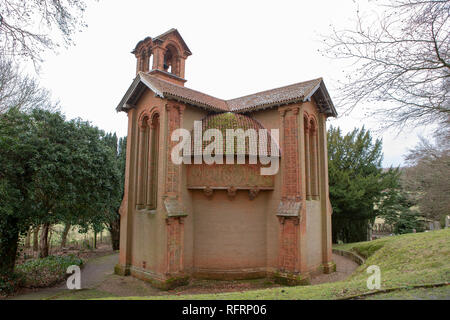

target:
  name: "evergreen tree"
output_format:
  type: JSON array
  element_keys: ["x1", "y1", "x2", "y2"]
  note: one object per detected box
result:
[
  {"x1": 328, "y1": 126, "x2": 400, "y2": 243},
  {"x1": 0, "y1": 108, "x2": 121, "y2": 273}
]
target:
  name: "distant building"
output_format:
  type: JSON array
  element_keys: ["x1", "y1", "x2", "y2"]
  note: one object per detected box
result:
[{"x1": 115, "y1": 29, "x2": 337, "y2": 288}]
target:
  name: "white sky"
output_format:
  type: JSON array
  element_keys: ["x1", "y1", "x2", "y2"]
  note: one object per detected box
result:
[{"x1": 36, "y1": 0, "x2": 436, "y2": 167}]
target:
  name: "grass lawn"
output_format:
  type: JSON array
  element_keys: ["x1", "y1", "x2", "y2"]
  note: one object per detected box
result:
[{"x1": 56, "y1": 229, "x2": 449, "y2": 300}]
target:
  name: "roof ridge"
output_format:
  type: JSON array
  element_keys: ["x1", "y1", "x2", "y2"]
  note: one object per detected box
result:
[
  {"x1": 128, "y1": 74, "x2": 334, "y2": 115},
  {"x1": 143, "y1": 73, "x2": 229, "y2": 102},
  {"x1": 226, "y1": 77, "x2": 323, "y2": 102}
]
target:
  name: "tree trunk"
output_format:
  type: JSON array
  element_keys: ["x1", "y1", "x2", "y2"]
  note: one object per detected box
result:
[
  {"x1": 109, "y1": 216, "x2": 120, "y2": 251},
  {"x1": 24, "y1": 228, "x2": 31, "y2": 248},
  {"x1": 32, "y1": 225, "x2": 40, "y2": 252},
  {"x1": 48, "y1": 226, "x2": 53, "y2": 253},
  {"x1": 0, "y1": 217, "x2": 20, "y2": 275},
  {"x1": 93, "y1": 230, "x2": 97, "y2": 249},
  {"x1": 39, "y1": 223, "x2": 50, "y2": 258},
  {"x1": 60, "y1": 223, "x2": 71, "y2": 247}
]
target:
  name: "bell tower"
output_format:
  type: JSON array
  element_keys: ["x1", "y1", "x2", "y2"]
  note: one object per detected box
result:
[{"x1": 132, "y1": 28, "x2": 192, "y2": 86}]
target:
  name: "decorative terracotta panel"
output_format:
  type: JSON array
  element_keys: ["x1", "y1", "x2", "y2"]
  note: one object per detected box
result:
[{"x1": 186, "y1": 163, "x2": 274, "y2": 190}]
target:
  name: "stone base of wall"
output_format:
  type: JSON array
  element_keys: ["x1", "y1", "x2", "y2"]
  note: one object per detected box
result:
[
  {"x1": 129, "y1": 266, "x2": 189, "y2": 290},
  {"x1": 322, "y1": 261, "x2": 337, "y2": 274},
  {"x1": 117, "y1": 264, "x2": 334, "y2": 289},
  {"x1": 192, "y1": 268, "x2": 267, "y2": 280},
  {"x1": 272, "y1": 271, "x2": 311, "y2": 286},
  {"x1": 114, "y1": 263, "x2": 130, "y2": 276}
]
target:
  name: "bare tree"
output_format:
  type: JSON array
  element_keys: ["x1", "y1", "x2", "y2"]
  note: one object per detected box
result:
[
  {"x1": 0, "y1": 57, "x2": 53, "y2": 113},
  {"x1": 322, "y1": 0, "x2": 449, "y2": 129},
  {"x1": 403, "y1": 123, "x2": 450, "y2": 222},
  {"x1": 0, "y1": 0, "x2": 90, "y2": 66}
]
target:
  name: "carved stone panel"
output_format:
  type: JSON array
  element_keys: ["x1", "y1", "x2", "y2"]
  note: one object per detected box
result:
[{"x1": 186, "y1": 163, "x2": 274, "y2": 190}]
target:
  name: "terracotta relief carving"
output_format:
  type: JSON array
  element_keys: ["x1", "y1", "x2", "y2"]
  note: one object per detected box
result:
[
  {"x1": 187, "y1": 163, "x2": 274, "y2": 189},
  {"x1": 203, "y1": 186, "x2": 214, "y2": 198},
  {"x1": 227, "y1": 186, "x2": 237, "y2": 199},
  {"x1": 248, "y1": 187, "x2": 260, "y2": 200}
]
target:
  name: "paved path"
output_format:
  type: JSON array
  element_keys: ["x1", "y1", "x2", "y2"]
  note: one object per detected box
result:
[{"x1": 311, "y1": 253, "x2": 359, "y2": 285}]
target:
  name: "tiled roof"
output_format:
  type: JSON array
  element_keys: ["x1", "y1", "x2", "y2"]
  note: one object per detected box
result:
[
  {"x1": 118, "y1": 72, "x2": 336, "y2": 117},
  {"x1": 140, "y1": 73, "x2": 228, "y2": 111},
  {"x1": 154, "y1": 28, "x2": 192, "y2": 55},
  {"x1": 227, "y1": 78, "x2": 322, "y2": 112}
]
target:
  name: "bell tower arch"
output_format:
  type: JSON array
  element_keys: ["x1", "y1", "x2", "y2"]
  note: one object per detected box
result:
[{"x1": 132, "y1": 28, "x2": 192, "y2": 86}]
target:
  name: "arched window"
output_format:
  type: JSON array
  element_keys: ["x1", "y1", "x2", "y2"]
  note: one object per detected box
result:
[
  {"x1": 149, "y1": 54, "x2": 154, "y2": 71},
  {"x1": 146, "y1": 113, "x2": 159, "y2": 209},
  {"x1": 136, "y1": 111, "x2": 160, "y2": 211},
  {"x1": 304, "y1": 116, "x2": 311, "y2": 199},
  {"x1": 304, "y1": 115, "x2": 320, "y2": 200},
  {"x1": 163, "y1": 45, "x2": 179, "y2": 76},
  {"x1": 309, "y1": 118, "x2": 319, "y2": 199}
]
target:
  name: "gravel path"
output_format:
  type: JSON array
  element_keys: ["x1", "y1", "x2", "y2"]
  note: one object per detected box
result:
[{"x1": 310, "y1": 253, "x2": 360, "y2": 285}]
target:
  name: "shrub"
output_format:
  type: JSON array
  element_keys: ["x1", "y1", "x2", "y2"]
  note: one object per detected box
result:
[
  {"x1": 0, "y1": 272, "x2": 24, "y2": 296},
  {"x1": 15, "y1": 254, "x2": 83, "y2": 288}
]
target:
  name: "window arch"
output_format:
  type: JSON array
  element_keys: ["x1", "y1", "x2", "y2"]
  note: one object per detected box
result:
[
  {"x1": 136, "y1": 109, "x2": 160, "y2": 211},
  {"x1": 304, "y1": 115, "x2": 311, "y2": 199},
  {"x1": 304, "y1": 115, "x2": 320, "y2": 200},
  {"x1": 309, "y1": 117, "x2": 319, "y2": 199},
  {"x1": 163, "y1": 44, "x2": 181, "y2": 76}
]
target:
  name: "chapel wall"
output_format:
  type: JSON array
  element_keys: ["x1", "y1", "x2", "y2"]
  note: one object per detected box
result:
[
  {"x1": 306, "y1": 200, "x2": 323, "y2": 270},
  {"x1": 247, "y1": 108, "x2": 283, "y2": 271},
  {"x1": 191, "y1": 189, "x2": 269, "y2": 272},
  {"x1": 179, "y1": 105, "x2": 209, "y2": 273}
]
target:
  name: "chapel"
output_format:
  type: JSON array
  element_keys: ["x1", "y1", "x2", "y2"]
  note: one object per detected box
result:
[{"x1": 115, "y1": 28, "x2": 337, "y2": 288}]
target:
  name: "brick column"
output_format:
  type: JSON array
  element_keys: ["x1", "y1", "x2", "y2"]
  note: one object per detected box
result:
[
  {"x1": 117, "y1": 108, "x2": 138, "y2": 275},
  {"x1": 318, "y1": 114, "x2": 335, "y2": 273},
  {"x1": 164, "y1": 103, "x2": 187, "y2": 278},
  {"x1": 152, "y1": 45, "x2": 166, "y2": 71},
  {"x1": 165, "y1": 104, "x2": 184, "y2": 197},
  {"x1": 276, "y1": 106, "x2": 308, "y2": 284},
  {"x1": 178, "y1": 57, "x2": 186, "y2": 80},
  {"x1": 166, "y1": 216, "x2": 185, "y2": 274}
]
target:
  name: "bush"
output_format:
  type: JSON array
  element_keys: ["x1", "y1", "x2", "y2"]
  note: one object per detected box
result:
[
  {"x1": 0, "y1": 272, "x2": 24, "y2": 296},
  {"x1": 15, "y1": 254, "x2": 83, "y2": 288}
]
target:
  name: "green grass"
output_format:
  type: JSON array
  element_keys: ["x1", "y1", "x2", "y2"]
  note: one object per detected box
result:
[
  {"x1": 47, "y1": 288, "x2": 118, "y2": 300},
  {"x1": 364, "y1": 286, "x2": 450, "y2": 300},
  {"x1": 55, "y1": 229, "x2": 450, "y2": 300}
]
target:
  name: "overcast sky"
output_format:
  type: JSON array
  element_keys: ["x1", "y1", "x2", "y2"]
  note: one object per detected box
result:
[{"x1": 36, "y1": 0, "x2": 435, "y2": 167}]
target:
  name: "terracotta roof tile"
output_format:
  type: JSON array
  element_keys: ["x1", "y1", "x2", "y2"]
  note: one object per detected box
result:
[
  {"x1": 120, "y1": 73, "x2": 335, "y2": 116},
  {"x1": 226, "y1": 78, "x2": 322, "y2": 112},
  {"x1": 140, "y1": 73, "x2": 228, "y2": 111}
]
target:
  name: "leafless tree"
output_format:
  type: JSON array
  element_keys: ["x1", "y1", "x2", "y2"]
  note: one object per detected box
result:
[
  {"x1": 0, "y1": 57, "x2": 53, "y2": 113},
  {"x1": 403, "y1": 122, "x2": 450, "y2": 221},
  {"x1": 0, "y1": 0, "x2": 90, "y2": 66},
  {"x1": 322, "y1": 0, "x2": 449, "y2": 129}
]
